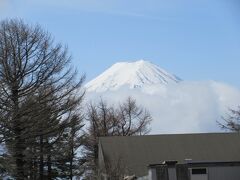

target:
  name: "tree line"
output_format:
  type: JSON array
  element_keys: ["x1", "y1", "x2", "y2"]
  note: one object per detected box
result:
[{"x1": 0, "y1": 19, "x2": 152, "y2": 180}]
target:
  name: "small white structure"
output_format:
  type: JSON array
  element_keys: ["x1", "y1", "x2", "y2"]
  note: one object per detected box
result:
[{"x1": 148, "y1": 162, "x2": 240, "y2": 180}]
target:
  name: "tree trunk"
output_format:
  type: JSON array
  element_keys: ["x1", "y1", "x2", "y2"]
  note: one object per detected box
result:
[
  {"x1": 33, "y1": 158, "x2": 37, "y2": 180},
  {"x1": 47, "y1": 154, "x2": 52, "y2": 180},
  {"x1": 12, "y1": 87, "x2": 25, "y2": 180},
  {"x1": 15, "y1": 132, "x2": 25, "y2": 180},
  {"x1": 39, "y1": 135, "x2": 44, "y2": 180},
  {"x1": 70, "y1": 147, "x2": 74, "y2": 180}
]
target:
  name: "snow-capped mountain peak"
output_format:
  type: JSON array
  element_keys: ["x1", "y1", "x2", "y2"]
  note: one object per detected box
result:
[{"x1": 85, "y1": 60, "x2": 181, "y2": 92}]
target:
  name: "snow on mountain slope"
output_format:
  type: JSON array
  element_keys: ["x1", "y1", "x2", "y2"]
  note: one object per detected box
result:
[
  {"x1": 85, "y1": 60, "x2": 180, "y2": 92},
  {"x1": 84, "y1": 60, "x2": 240, "y2": 134}
]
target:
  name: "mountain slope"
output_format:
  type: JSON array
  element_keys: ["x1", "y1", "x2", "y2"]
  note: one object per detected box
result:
[
  {"x1": 84, "y1": 60, "x2": 240, "y2": 133},
  {"x1": 85, "y1": 60, "x2": 180, "y2": 92}
]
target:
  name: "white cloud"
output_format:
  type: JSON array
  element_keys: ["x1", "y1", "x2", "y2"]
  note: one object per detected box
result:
[
  {"x1": 0, "y1": 0, "x2": 182, "y2": 21},
  {"x1": 85, "y1": 81, "x2": 240, "y2": 134},
  {"x1": 21, "y1": 0, "x2": 170, "y2": 19},
  {"x1": 24, "y1": 0, "x2": 120, "y2": 12}
]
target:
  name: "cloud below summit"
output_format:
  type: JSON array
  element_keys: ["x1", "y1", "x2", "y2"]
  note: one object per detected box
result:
[{"x1": 86, "y1": 81, "x2": 240, "y2": 134}]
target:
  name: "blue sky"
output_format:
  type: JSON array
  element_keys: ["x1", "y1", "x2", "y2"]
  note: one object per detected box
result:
[{"x1": 1, "y1": 0, "x2": 240, "y2": 87}]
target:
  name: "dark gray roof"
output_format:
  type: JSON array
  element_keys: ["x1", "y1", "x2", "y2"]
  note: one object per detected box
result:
[{"x1": 99, "y1": 132, "x2": 240, "y2": 177}]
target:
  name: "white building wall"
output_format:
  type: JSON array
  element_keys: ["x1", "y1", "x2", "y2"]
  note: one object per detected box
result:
[
  {"x1": 190, "y1": 168, "x2": 208, "y2": 180},
  {"x1": 148, "y1": 165, "x2": 240, "y2": 180},
  {"x1": 208, "y1": 166, "x2": 240, "y2": 180},
  {"x1": 168, "y1": 167, "x2": 177, "y2": 180},
  {"x1": 190, "y1": 174, "x2": 208, "y2": 180},
  {"x1": 148, "y1": 168, "x2": 157, "y2": 180}
]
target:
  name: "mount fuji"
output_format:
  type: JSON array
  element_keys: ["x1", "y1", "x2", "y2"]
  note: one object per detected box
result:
[
  {"x1": 85, "y1": 60, "x2": 180, "y2": 92},
  {"x1": 85, "y1": 60, "x2": 240, "y2": 134}
]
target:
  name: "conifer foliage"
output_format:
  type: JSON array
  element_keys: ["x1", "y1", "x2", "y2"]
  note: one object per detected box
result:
[{"x1": 0, "y1": 19, "x2": 85, "y2": 179}]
